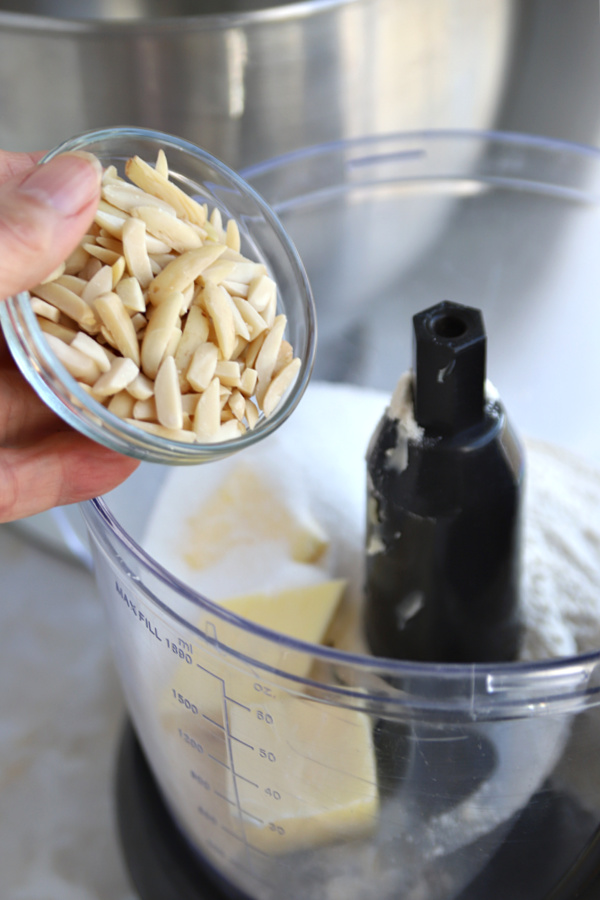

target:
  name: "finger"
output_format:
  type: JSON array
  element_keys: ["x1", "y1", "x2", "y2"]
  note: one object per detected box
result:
[
  {"x1": 0, "y1": 330, "x2": 73, "y2": 443},
  {"x1": 0, "y1": 150, "x2": 45, "y2": 183},
  {"x1": 0, "y1": 366, "x2": 71, "y2": 444},
  {"x1": 0, "y1": 431, "x2": 139, "y2": 523},
  {"x1": 0, "y1": 151, "x2": 102, "y2": 300}
]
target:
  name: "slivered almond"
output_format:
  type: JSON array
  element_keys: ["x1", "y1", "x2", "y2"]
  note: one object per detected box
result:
[
  {"x1": 30, "y1": 148, "x2": 300, "y2": 445},
  {"x1": 200, "y1": 259, "x2": 236, "y2": 285},
  {"x1": 122, "y1": 216, "x2": 153, "y2": 289},
  {"x1": 56, "y1": 274, "x2": 86, "y2": 296},
  {"x1": 247, "y1": 274, "x2": 276, "y2": 312},
  {"x1": 155, "y1": 149, "x2": 169, "y2": 179},
  {"x1": 96, "y1": 235, "x2": 123, "y2": 254},
  {"x1": 164, "y1": 326, "x2": 182, "y2": 359},
  {"x1": 126, "y1": 371, "x2": 154, "y2": 401},
  {"x1": 261, "y1": 357, "x2": 301, "y2": 416},
  {"x1": 215, "y1": 359, "x2": 241, "y2": 388},
  {"x1": 192, "y1": 377, "x2": 221, "y2": 440},
  {"x1": 262, "y1": 290, "x2": 277, "y2": 328},
  {"x1": 210, "y1": 207, "x2": 223, "y2": 234},
  {"x1": 93, "y1": 357, "x2": 139, "y2": 397},
  {"x1": 112, "y1": 256, "x2": 126, "y2": 288},
  {"x1": 38, "y1": 319, "x2": 78, "y2": 343},
  {"x1": 132, "y1": 205, "x2": 203, "y2": 253},
  {"x1": 243, "y1": 331, "x2": 267, "y2": 368},
  {"x1": 203, "y1": 281, "x2": 235, "y2": 360},
  {"x1": 95, "y1": 202, "x2": 128, "y2": 238},
  {"x1": 83, "y1": 242, "x2": 121, "y2": 266},
  {"x1": 154, "y1": 355, "x2": 183, "y2": 430},
  {"x1": 225, "y1": 218, "x2": 241, "y2": 253},
  {"x1": 40, "y1": 262, "x2": 66, "y2": 284},
  {"x1": 141, "y1": 291, "x2": 183, "y2": 378},
  {"x1": 231, "y1": 295, "x2": 267, "y2": 340},
  {"x1": 132, "y1": 397, "x2": 157, "y2": 420},
  {"x1": 71, "y1": 332, "x2": 112, "y2": 373},
  {"x1": 78, "y1": 257, "x2": 103, "y2": 282},
  {"x1": 180, "y1": 392, "x2": 203, "y2": 415},
  {"x1": 93, "y1": 292, "x2": 140, "y2": 365},
  {"x1": 131, "y1": 313, "x2": 147, "y2": 333},
  {"x1": 103, "y1": 180, "x2": 176, "y2": 216},
  {"x1": 239, "y1": 366, "x2": 258, "y2": 397},
  {"x1": 180, "y1": 283, "x2": 195, "y2": 315},
  {"x1": 82, "y1": 264, "x2": 113, "y2": 304},
  {"x1": 32, "y1": 282, "x2": 98, "y2": 333},
  {"x1": 44, "y1": 333, "x2": 101, "y2": 385},
  {"x1": 186, "y1": 342, "x2": 218, "y2": 392},
  {"x1": 174, "y1": 304, "x2": 210, "y2": 379},
  {"x1": 254, "y1": 314, "x2": 287, "y2": 401},
  {"x1": 107, "y1": 391, "x2": 136, "y2": 419},
  {"x1": 31, "y1": 297, "x2": 60, "y2": 322},
  {"x1": 147, "y1": 243, "x2": 227, "y2": 304},
  {"x1": 125, "y1": 155, "x2": 207, "y2": 226},
  {"x1": 221, "y1": 279, "x2": 249, "y2": 299},
  {"x1": 245, "y1": 397, "x2": 260, "y2": 428},
  {"x1": 217, "y1": 419, "x2": 246, "y2": 441},
  {"x1": 274, "y1": 339, "x2": 294, "y2": 376},
  {"x1": 115, "y1": 276, "x2": 146, "y2": 312},
  {"x1": 64, "y1": 245, "x2": 90, "y2": 275},
  {"x1": 124, "y1": 419, "x2": 197, "y2": 442},
  {"x1": 228, "y1": 389, "x2": 246, "y2": 421}
]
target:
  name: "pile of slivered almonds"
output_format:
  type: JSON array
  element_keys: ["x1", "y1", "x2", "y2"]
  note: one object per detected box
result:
[{"x1": 29, "y1": 150, "x2": 301, "y2": 444}]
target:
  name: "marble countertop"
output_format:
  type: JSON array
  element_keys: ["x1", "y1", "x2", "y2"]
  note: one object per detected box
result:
[{"x1": 0, "y1": 519, "x2": 137, "y2": 900}]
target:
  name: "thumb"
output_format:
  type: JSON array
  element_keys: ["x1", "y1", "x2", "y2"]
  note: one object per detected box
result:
[{"x1": 0, "y1": 152, "x2": 102, "y2": 301}]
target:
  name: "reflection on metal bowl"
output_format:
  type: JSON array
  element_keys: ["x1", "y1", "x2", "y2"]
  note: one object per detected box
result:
[{"x1": 0, "y1": 0, "x2": 516, "y2": 167}]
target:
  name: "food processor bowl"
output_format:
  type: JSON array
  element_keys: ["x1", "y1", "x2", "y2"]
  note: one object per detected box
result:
[{"x1": 82, "y1": 132, "x2": 600, "y2": 900}]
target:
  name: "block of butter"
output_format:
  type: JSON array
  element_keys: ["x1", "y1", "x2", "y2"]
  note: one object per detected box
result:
[
  {"x1": 163, "y1": 578, "x2": 347, "y2": 724},
  {"x1": 226, "y1": 693, "x2": 379, "y2": 855}
]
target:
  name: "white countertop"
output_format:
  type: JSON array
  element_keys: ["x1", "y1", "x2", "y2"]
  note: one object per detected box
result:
[{"x1": 0, "y1": 520, "x2": 137, "y2": 900}]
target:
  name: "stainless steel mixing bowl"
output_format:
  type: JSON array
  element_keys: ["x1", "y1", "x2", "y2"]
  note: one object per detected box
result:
[{"x1": 0, "y1": 0, "x2": 517, "y2": 167}]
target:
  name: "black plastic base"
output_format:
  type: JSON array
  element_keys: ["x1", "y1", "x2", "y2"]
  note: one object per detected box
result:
[{"x1": 116, "y1": 720, "x2": 600, "y2": 900}]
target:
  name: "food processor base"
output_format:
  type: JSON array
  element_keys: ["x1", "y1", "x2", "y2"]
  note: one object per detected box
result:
[{"x1": 116, "y1": 720, "x2": 600, "y2": 900}]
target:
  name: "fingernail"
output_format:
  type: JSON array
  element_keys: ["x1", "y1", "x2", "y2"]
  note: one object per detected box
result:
[{"x1": 18, "y1": 152, "x2": 102, "y2": 216}]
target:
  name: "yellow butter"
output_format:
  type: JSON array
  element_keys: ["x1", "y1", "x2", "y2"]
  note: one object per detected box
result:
[
  {"x1": 182, "y1": 462, "x2": 329, "y2": 573},
  {"x1": 226, "y1": 694, "x2": 379, "y2": 855},
  {"x1": 219, "y1": 578, "x2": 347, "y2": 670},
  {"x1": 162, "y1": 578, "x2": 347, "y2": 725}
]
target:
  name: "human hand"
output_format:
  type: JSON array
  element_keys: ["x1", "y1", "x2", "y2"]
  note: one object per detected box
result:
[{"x1": 0, "y1": 150, "x2": 139, "y2": 523}]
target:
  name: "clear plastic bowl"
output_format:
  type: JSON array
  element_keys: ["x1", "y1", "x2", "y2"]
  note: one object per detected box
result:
[
  {"x1": 0, "y1": 127, "x2": 316, "y2": 464},
  {"x1": 82, "y1": 131, "x2": 600, "y2": 900}
]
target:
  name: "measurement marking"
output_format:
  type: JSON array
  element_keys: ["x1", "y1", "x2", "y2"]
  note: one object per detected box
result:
[
  {"x1": 202, "y1": 714, "x2": 224, "y2": 730},
  {"x1": 195, "y1": 662, "x2": 220, "y2": 678},
  {"x1": 221, "y1": 825, "x2": 245, "y2": 843},
  {"x1": 208, "y1": 753, "x2": 230, "y2": 770},
  {"x1": 225, "y1": 695, "x2": 251, "y2": 711},
  {"x1": 235, "y1": 773, "x2": 259, "y2": 788},
  {"x1": 207, "y1": 840, "x2": 225, "y2": 858},
  {"x1": 229, "y1": 734, "x2": 254, "y2": 749},
  {"x1": 239, "y1": 808, "x2": 264, "y2": 825},
  {"x1": 214, "y1": 790, "x2": 236, "y2": 806}
]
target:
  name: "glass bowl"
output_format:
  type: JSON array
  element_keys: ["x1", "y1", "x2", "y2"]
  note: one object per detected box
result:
[{"x1": 0, "y1": 126, "x2": 316, "y2": 464}]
